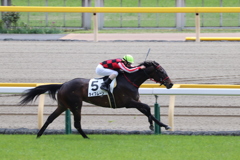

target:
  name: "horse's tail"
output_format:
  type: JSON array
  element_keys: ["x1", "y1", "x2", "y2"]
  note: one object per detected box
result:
[{"x1": 20, "y1": 84, "x2": 62, "y2": 105}]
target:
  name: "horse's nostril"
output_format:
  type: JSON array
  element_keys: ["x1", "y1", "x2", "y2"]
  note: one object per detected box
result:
[{"x1": 167, "y1": 83, "x2": 173, "y2": 89}]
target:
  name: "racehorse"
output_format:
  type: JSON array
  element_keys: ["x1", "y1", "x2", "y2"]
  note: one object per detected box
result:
[{"x1": 20, "y1": 60, "x2": 173, "y2": 139}]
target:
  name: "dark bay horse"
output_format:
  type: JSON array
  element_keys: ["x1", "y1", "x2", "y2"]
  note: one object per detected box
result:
[{"x1": 20, "y1": 60, "x2": 173, "y2": 139}]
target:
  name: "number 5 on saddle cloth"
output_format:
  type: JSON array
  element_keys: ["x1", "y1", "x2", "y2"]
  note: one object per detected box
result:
[{"x1": 88, "y1": 77, "x2": 117, "y2": 108}]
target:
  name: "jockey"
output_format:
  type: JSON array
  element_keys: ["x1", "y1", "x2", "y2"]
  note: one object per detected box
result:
[{"x1": 96, "y1": 54, "x2": 146, "y2": 92}]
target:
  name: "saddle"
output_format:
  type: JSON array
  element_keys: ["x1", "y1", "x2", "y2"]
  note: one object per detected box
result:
[{"x1": 88, "y1": 77, "x2": 117, "y2": 108}]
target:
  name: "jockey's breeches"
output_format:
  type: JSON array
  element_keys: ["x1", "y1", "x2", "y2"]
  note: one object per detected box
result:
[{"x1": 95, "y1": 64, "x2": 118, "y2": 76}]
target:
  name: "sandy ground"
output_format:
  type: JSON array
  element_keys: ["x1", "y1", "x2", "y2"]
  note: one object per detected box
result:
[{"x1": 0, "y1": 41, "x2": 240, "y2": 132}]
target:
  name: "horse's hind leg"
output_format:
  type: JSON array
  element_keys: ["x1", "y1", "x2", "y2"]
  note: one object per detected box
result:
[
  {"x1": 68, "y1": 97, "x2": 88, "y2": 139},
  {"x1": 71, "y1": 107, "x2": 89, "y2": 139},
  {"x1": 37, "y1": 106, "x2": 65, "y2": 138}
]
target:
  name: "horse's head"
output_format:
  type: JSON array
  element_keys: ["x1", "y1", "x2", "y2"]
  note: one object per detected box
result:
[{"x1": 141, "y1": 61, "x2": 173, "y2": 89}]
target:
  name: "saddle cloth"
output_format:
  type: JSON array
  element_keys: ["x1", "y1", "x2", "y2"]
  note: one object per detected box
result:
[{"x1": 88, "y1": 77, "x2": 116, "y2": 97}]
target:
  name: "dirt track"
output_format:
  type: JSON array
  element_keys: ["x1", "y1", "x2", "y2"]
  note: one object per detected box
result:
[{"x1": 0, "y1": 41, "x2": 240, "y2": 132}]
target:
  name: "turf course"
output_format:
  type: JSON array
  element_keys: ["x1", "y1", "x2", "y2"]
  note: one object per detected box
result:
[{"x1": 1, "y1": 134, "x2": 239, "y2": 160}]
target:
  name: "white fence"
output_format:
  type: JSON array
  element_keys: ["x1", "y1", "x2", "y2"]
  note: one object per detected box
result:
[{"x1": 1, "y1": 86, "x2": 240, "y2": 131}]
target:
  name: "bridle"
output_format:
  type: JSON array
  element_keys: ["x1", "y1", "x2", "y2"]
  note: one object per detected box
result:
[{"x1": 143, "y1": 65, "x2": 169, "y2": 85}]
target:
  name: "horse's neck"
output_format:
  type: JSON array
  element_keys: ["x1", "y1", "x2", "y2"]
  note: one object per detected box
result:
[{"x1": 121, "y1": 71, "x2": 148, "y2": 88}]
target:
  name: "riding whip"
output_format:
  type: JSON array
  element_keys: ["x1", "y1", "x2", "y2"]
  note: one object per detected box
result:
[{"x1": 144, "y1": 48, "x2": 151, "y2": 61}]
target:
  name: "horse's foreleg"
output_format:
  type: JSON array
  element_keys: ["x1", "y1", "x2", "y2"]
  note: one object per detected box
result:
[
  {"x1": 128, "y1": 101, "x2": 171, "y2": 131},
  {"x1": 127, "y1": 101, "x2": 154, "y2": 130},
  {"x1": 37, "y1": 107, "x2": 65, "y2": 138},
  {"x1": 151, "y1": 115, "x2": 171, "y2": 130},
  {"x1": 137, "y1": 108, "x2": 154, "y2": 131}
]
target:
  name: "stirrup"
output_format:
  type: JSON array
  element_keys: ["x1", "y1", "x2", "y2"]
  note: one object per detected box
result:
[{"x1": 100, "y1": 84, "x2": 109, "y2": 92}]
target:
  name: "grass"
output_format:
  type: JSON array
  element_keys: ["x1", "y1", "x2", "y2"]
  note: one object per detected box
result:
[
  {"x1": 64, "y1": 28, "x2": 240, "y2": 34},
  {"x1": 0, "y1": 134, "x2": 239, "y2": 160},
  {"x1": 8, "y1": 0, "x2": 240, "y2": 32}
]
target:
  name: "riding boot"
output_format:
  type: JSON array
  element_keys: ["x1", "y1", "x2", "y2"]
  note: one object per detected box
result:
[{"x1": 100, "y1": 78, "x2": 112, "y2": 92}]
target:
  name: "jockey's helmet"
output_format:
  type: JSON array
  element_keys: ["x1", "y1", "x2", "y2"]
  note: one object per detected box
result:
[{"x1": 123, "y1": 54, "x2": 134, "y2": 63}]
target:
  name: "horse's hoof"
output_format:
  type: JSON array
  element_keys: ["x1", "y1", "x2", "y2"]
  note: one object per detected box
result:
[
  {"x1": 83, "y1": 135, "x2": 90, "y2": 139},
  {"x1": 165, "y1": 126, "x2": 171, "y2": 130},
  {"x1": 149, "y1": 125, "x2": 154, "y2": 131}
]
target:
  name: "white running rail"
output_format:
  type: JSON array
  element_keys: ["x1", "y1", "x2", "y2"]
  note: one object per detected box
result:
[{"x1": 1, "y1": 87, "x2": 240, "y2": 131}]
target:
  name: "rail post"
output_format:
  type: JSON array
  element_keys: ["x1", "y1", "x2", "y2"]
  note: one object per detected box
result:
[
  {"x1": 195, "y1": 13, "x2": 200, "y2": 42},
  {"x1": 93, "y1": 12, "x2": 98, "y2": 42},
  {"x1": 37, "y1": 94, "x2": 45, "y2": 129},
  {"x1": 154, "y1": 95, "x2": 161, "y2": 134},
  {"x1": 37, "y1": 83, "x2": 45, "y2": 129},
  {"x1": 65, "y1": 109, "x2": 72, "y2": 134}
]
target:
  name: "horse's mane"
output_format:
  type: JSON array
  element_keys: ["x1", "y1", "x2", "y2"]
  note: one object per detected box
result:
[
  {"x1": 119, "y1": 60, "x2": 160, "y2": 77},
  {"x1": 139, "y1": 60, "x2": 159, "y2": 68}
]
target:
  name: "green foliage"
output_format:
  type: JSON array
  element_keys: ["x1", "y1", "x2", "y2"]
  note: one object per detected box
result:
[
  {"x1": 0, "y1": 4, "x2": 63, "y2": 34},
  {"x1": 0, "y1": 21, "x2": 62, "y2": 34},
  {"x1": 0, "y1": 20, "x2": 3, "y2": 29},
  {"x1": 0, "y1": 27, "x2": 62, "y2": 34},
  {"x1": 0, "y1": 134, "x2": 240, "y2": 160},
  {"x1": 2, "y1": 12, "x2": 20, "y2": 28}
]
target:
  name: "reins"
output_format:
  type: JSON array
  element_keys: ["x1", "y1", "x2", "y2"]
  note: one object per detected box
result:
[
  {"x1": 150, "y1": 76, "x2": 169, "y2": 84},
  {"x1": 123, "y1": 72, "x2": 139, "y2": 88}
]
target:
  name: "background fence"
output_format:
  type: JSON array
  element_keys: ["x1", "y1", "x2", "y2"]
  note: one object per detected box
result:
[{"x1": 1, "y1": 0, "x2": 240, "y2": 29}]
